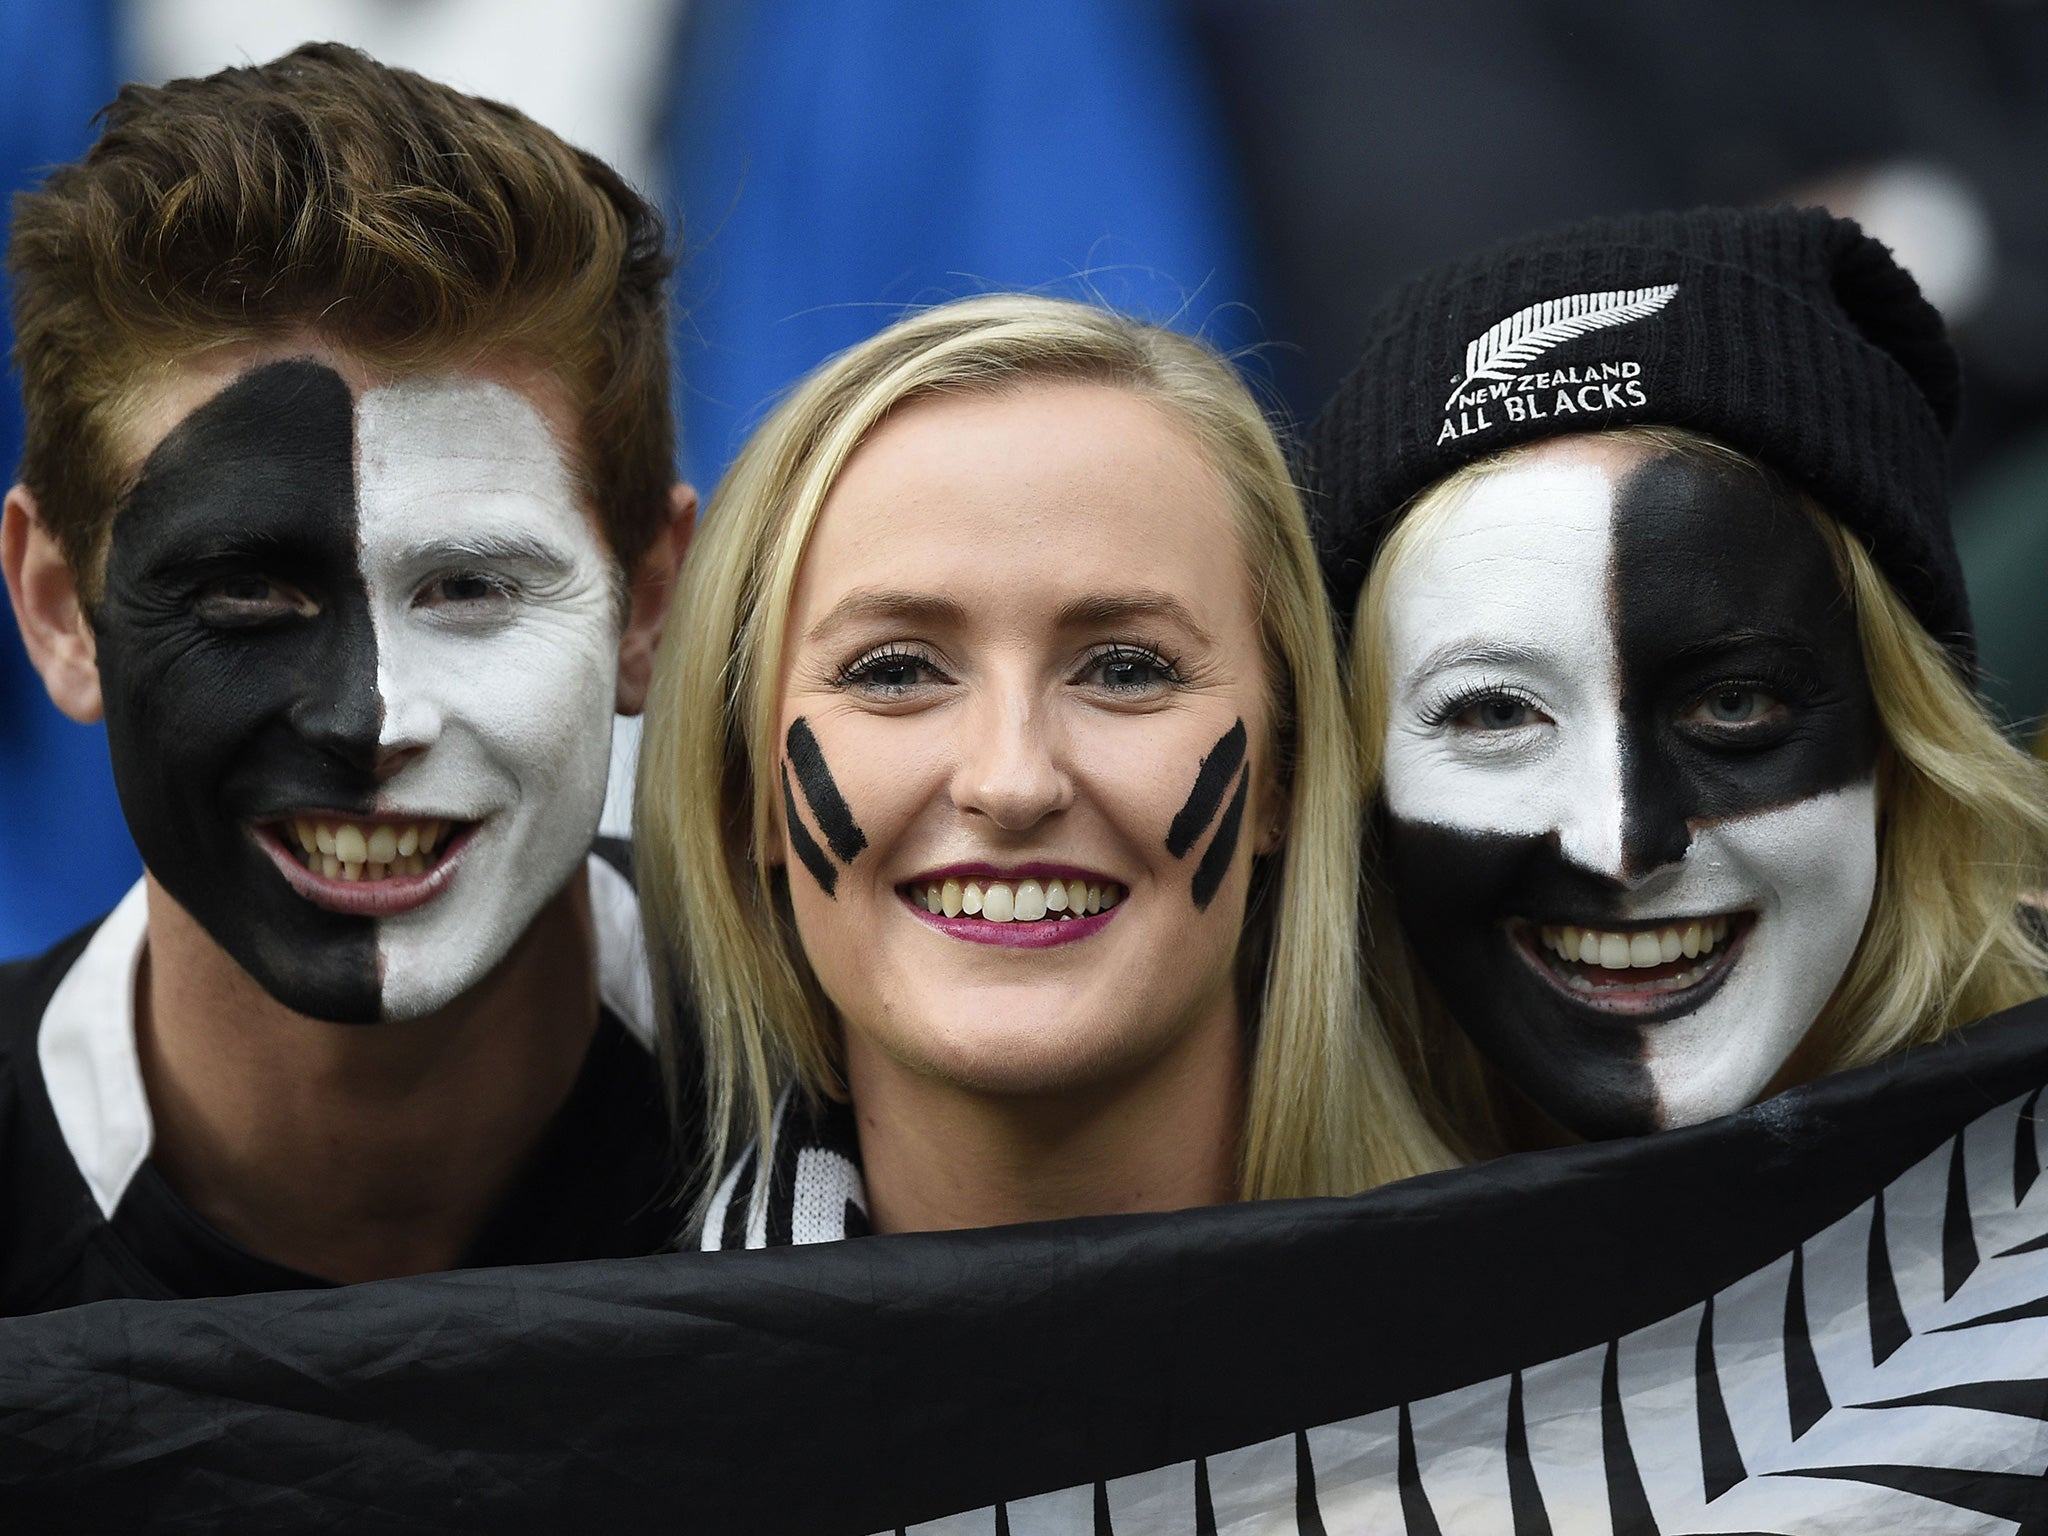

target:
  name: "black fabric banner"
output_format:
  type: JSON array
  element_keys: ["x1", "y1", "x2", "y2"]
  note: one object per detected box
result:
[{"x1": 6, "y1": 999, "x2": 2048, "y2": 1534}]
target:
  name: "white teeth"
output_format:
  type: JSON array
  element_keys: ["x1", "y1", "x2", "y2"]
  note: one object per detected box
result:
[
  {"x1": 287, "y1": 819, "x2": 455, "y2": 882},
  {"x1": 1537, "y1": 917, "x2": 1740, "y2": 975},
  {"x1": 914, "y1": 878, "x2": 1125, "y2": 923}
]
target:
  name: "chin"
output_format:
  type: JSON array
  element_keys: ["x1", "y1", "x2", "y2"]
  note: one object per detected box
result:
[{"x1": 884, "y1": 1003, "x2": 1153, "y2": 1099}]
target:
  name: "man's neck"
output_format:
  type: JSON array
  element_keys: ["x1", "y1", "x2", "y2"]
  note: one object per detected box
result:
[
  {"x1": 845, "y1": 1007, "x2": 1244, "y2": 1235},
  {"x1": 134, "y1": 869, "x2": 602, "y2": 1284}
]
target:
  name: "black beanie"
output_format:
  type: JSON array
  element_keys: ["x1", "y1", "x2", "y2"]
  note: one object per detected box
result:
[{"x1": 1301, "y1": 205, "x2": 1972, "y2": 663}]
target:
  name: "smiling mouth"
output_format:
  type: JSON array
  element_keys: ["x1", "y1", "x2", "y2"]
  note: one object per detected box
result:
[
  {"x1": 905, "y1": 875, "x2": 1125, "y2": 923},
  {"x1": 899, "y1": 873, "x2": 1127, "y2": 949},
  {"x1": 1512, "y1": 912, "x2": 1753, "y2": 1018},
  {"x1": 255, "y1": 815, "x2": 477, "y2": 917}
]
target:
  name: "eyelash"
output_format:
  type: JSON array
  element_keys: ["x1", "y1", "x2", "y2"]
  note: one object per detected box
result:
[
  {"x1": 1083, "y1": 642, "x2": 1186, "y2": 692},
  {"x1": 1419, "y1": 677, "x2": 1541, "y2": 729},
  {"x1": 830, "y1": 640, "x2": 1189, "y2": 695},
  {"x1": 834, "y1": 644, "x2": 949, "y2": 694}
]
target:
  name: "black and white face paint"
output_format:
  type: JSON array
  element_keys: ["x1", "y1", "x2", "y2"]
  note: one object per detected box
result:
[
  {"x1": 95, "y1": 360, "x2": 620, "y2": 1023},
  {"x1": 1379, "y1": 447, "x2": 1880, "y2": 1137}
]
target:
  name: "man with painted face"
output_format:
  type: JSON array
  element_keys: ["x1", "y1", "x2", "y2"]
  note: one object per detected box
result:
[
  {"x1": 0, "y1": 45, "x2": 694, "y2": 1311},
  {"x1": 1304, "y1": 206, "x2": 2048, "y2": 1156}
]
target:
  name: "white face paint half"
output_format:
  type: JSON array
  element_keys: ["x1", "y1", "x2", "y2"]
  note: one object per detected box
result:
[
  {"x1": 1378, "y1": 439, "x2": 1882, "y2": 1136},
  {"x1": 356, "y1": 379, "x2": 621, "y2": 1019}
]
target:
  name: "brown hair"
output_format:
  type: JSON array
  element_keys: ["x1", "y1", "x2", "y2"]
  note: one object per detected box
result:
[{"x1": 8, "y1": 42, "x2": 674, "y2": 592}]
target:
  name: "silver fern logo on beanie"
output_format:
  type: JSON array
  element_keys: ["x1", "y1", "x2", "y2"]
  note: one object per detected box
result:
[{"x1": 1438, "y1": 284, "x2": 1678, "y2": 444}]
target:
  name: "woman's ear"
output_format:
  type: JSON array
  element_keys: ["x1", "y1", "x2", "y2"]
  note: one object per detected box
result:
[
  {"x1": 1254, "y1": 757, "x2": 1290, "y2": 856},
  {"x1": 2, "y1": 486, "x2": 104, "y2": 723},
  {"x1": 615, "y1": 482, "x2": 697, "y2": 716}
]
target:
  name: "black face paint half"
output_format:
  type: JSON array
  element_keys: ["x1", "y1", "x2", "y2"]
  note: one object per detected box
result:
[
  {"x1": 94, "y1": 360, "x2": 382, "y2": 1021},
  {"x1": 1605, "y1": 454, "x2": 1879, "y2": 873},
  {"x1": 1387, "y1": 453, "x2": 1880, "y2": 1139}
]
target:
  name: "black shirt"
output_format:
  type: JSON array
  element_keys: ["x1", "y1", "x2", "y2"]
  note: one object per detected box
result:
[{"x1": 0, "y1": 847, "x2": 677, "y2": 1315}]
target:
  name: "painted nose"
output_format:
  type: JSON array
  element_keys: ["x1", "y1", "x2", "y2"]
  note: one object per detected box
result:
[
  {"x1": 1553, "y1": 721, "x2": 1692, "y2": 884},
  {"x1": 1614, "y1": 734, "x2": 1694, "y2": 882},
  {"x1": 374, "y1": 675, "x2": 444, "y2": 783},
  {"x1": 951, "y1": 693, "x2": 1073, "y2": 832},
  {"x1": 291, "y1": 628, "x2": 383, "y2": 774}
]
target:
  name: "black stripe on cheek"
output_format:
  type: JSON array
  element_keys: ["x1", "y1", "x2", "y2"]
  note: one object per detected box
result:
[
  {"x1": 1190, "y1": 768, "x2": 1250, "y2": 911},
  {"x1": 1166, "y1": 718, "x2": 1247, "y2": 858},
  {"x1": 785, "y1": 717, "x2": 866, "y2": 864},
  {"x1": 782, "y1": 764, "x2": 838, "y2": 897}
]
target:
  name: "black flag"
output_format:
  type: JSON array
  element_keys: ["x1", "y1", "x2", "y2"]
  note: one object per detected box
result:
[{"x1": 6, "y1": 1000, "x2": 2048, "y2": 1533}]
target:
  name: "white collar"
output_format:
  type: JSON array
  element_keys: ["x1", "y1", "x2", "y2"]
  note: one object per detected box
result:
[{"x1": 38, "y1": 855, "x2": 653, "y2": 1219}]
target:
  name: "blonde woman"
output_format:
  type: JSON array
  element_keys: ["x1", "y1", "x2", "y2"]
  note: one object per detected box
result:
[
  {"x1": 638, "y1": 294, "x2": 1449, "y2": 1244},
  {"x1": 1304, "y1": 206, "x2": 2048, "y2": 1159}
]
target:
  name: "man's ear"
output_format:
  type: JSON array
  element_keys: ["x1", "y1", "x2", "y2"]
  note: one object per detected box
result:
[
  {"x1": 2, "y1": 485, "x2": 103, "y2": 723},
  {"x1": 614, "y1": 481, "x2": 696, "y2": 716}
]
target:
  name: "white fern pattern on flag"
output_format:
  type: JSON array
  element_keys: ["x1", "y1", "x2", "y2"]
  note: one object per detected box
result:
[
  {"x1": 1442, "y1": 285, "x2": 1680, "y2": 411},
  {"x1": 903, "y1": 1087, "x2": 2048, "y2": 1535}
]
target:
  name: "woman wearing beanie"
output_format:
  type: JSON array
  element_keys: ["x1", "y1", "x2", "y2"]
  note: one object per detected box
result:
[{"x1": 1303, "y1": 206, "x2": 2048, "y2": 1158}]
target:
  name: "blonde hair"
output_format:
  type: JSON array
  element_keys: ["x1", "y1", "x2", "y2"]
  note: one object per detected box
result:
[
  {"x1": 1352, "y1": 425, "x2": 2048, "y2": 1160},
  {"x1": 638, "y1": 293, "x2": 1452, "y2": 1218}
]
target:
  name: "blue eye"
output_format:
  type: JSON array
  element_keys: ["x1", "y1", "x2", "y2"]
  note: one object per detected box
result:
[
  {"x1": 1456, "y1": 694, "x2": 1540, "y2": 731},
  {"x1": 1080, "y1": 644, "x2": 1183, "y2": 697},
  {"x1": 1701, "y1": 689, "x2": 1771, "y2": 722},
  {"x1": 1429, "y1": 683, "x2": 1550, "y2": 733},
  {"x1": 836, "y1": 645, "x2": 950, "y2": 698},
  {"x1": 1681, "y1": 684, "x2": 1789, "y2": 736}
]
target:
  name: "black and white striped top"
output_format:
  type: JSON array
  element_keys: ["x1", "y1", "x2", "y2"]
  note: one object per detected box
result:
[{"x1": 698, "y1": 1089, "x2": 870, "y2": 1250}]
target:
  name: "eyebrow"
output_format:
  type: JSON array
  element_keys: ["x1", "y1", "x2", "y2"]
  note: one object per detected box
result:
[
  {"x1": 398, "y1": 534, "x2": 576, "y2": 573},
  {"x1": 1405, "y1": 639, "x2": 1545, "y2": 686},
  {"x1": 805, "y1": 589, "x2": 970, "y2": 643},
  {"x1": 1054, "y1": 591, "x2": 1214, "y2": 643},
  {"x1": 804, "y1": 588, "x2": 1215, "y2": 645},
  {"x1": 1665, "y1": 629, "x2": 1823, "y2": 663}
]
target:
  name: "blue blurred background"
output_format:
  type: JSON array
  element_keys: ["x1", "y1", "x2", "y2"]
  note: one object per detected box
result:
[{"x1": 4, "y1": 0, "x2": 2046, "y2": 958}]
